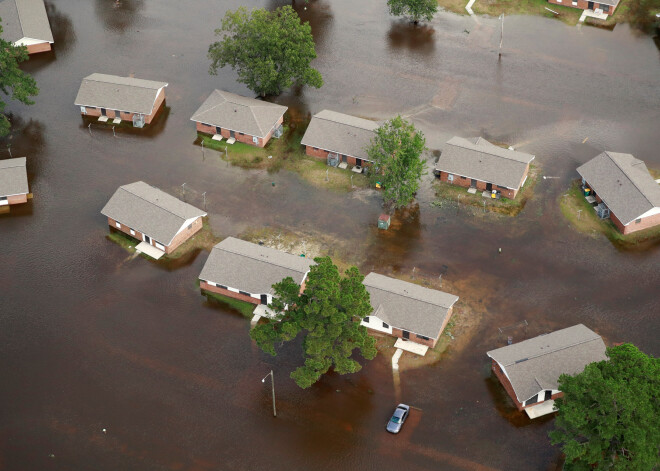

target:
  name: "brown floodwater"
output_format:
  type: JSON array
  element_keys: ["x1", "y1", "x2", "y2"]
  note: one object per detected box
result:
[{"x1": 1, "y1": 0, "x2": 659, "y2": 470}]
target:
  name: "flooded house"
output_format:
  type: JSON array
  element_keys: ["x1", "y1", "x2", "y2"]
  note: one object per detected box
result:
[
  {"x1": 361, "y1": 273, "x2": 459, "y2": 348},
  {"x1": 101, "y1": 181, "x2": 207, "y2": 259},
  {"x1": 198, "y1": 237, "x2": 314, "y2": 306},
  {"x1": 74, "y1": 74, "x2": 168, "y2": 126},
  {"x1": 434, "y1": 137, "x2": 535, "y2": 199},
  {"x1": 577, "y1": 152, "x2": 660, "y2": 235},
  {"x1": 0, "y1": 157, "x2": 29, "y2": 206},
  {"x1": 190, "y1": 90, "x2": 287, "y2": 148},
  {"x1": 547, "y1": 0, "x2": 619, "y2": 18},
  {"x1": 301, "y1": 110, "x2": 379, "y2": 171},
  {"x1": 487, "y1": 324, "x2": 607, "y2": 419},
  {"x1": 0, "y1": 0, "x2": 53, "y2": 54}
]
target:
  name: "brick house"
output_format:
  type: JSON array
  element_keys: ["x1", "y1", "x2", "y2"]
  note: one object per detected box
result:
[
  {"x1": 0, "y1": 0, "x2": 53, "y2": 54},
  {"x1": 74, "y1": 74, "x2": 168, "y2": 126},
  {"x1": 361, "y1": 273, "x2": 459, "y2": 348},
  {"x1": 434, "y1": 137, "x2": 535, "y2": 199},
  {"x1": 301, "y1": 110, "x2": 379, "y2": 168},
  {"x1": 101, "y1": 181, "x2": 206, "y2": 258},
  {"x1": 487, "y1": 324, "x2": 607, "y2": 419},
  {"x1": 191, "y1": 90, "x2": 287, "y2": 148},
  {"x1": 199, "y1": 237, "x2": 314, "y2": 306},
  {"x1": 547, "y1": 0, "x2": 619, "y2": 17},
  {"x1": 0, "y1": 157, "x2": 29, "y2": 206},
  {"x1": 577, "y1": 152, "x2": 660, "y2": 235}
]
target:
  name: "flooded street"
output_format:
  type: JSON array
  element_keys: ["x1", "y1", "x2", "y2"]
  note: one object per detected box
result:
[{"x1": 1, "y1": 0, "x2": 659, "y2": 469}]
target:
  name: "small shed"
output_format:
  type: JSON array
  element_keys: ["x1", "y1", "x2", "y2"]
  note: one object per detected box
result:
[{"x1": 378, "y1": 214, "x2": 391, "y2": 230}]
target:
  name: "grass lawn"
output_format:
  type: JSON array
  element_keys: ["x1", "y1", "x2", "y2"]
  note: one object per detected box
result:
[
  {"x1": 559, "y1": 180, "x2": 660, "y2": 249},
  {"x1": 438, "y1": 0, "x2": 583, "y2": 23},
  {"x1": 433, "y1": 165, "x2": 539, "y2": 216},
  {"x1": 196, "y1": 125, "x2": 370, "y2": 193},
  {"x1": 203, "y1": 290, "x2": 256, "y2": 319}
]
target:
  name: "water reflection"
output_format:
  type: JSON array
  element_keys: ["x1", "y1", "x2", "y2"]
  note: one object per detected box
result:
[
  {"x1": 267, "y1": 0, "x2": 334, "y2": 51},
  {"x1": 45, "y1": 1, "x2": 76, "y2": 55},
  {"x1": 94, "y1": 0, "x2": 146, "y2": 33},
  {"x1": 387, "y1": 21, "x2": 436, "y2": 56}
]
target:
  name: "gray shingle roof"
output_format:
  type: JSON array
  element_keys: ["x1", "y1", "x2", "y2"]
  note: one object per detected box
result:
[
  {"x1": 300, "y1": 110, "x2": 379, "y2": 161},
  {"x1": 74, "y1": 74, "x2": 168, "y2": 115},
  {"x1": 100, "y1": 181, "x2": 206, "y2": 246},
  {"x1": 435, "y1": 136, "x2": 535, "y2": 190},
  {"x1": 577, "y1": 152, "x2": 660, "y2": 226},
  {"x1": 199, "y1": 237, "x2": 314, "y2": 295},
  {"x1": 487, "y1": 324, "x2": 607, "y2": 403},
  {"x1": 190, "y1": 90, "x2": 288, "y2": 138},
  {"x1": 596, "y1": 0, "x2": 619, "y2": 7},
  {"x1": 0, "y1": 157, "x2": 28, "y2": 196},
  {"x1": 363, "y1": 273, "x2": 459, "y2": 339},
  {"x1": 0, "y1": 0, "x2": 53, "y2": 43}
]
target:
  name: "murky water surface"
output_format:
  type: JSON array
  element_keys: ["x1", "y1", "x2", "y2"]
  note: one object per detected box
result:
[{"x1": 1, "y1": 0, "x2": 659, "y2": 469}]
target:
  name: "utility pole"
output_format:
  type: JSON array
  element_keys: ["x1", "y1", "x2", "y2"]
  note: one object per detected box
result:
[
  {"x1": 577, "y1": 209, "x2": 582, "y2": 220},
  {"x1": 181, "y1": 183, "x2": 186, "y2": 201},
  {"x1": 7, "y1": 144, "x2": 11, "y2": 158},
  {"x1": 202, "y1": 191, "x2": 206, "y2": 210},
  {"x1": 261, "y1": 370, "x2": 276, "y2": 417},
  {"x1": 499, "y1": 13, "x2": 504, "y2": 58}
]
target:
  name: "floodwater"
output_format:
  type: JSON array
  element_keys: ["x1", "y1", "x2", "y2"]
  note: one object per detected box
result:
[{"x1": 1, "y1": 0, "x2": 659, "y2": 469}]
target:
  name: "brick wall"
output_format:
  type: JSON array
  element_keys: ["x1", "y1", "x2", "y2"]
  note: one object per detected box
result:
[
  {"x1": 436, "y1": 171, "x2": 518, "y2": 199},
  {"x1": 6, "y1": 194, "x2": 28, "y2": 205},
  {"x1": 145, "y1": 88, "x2": 166, "y2": 124},
  {"x1": 79, "y1": 87, "x2": 165, "y2": 124},
  {"x1": 491, "y1": 359, "x2": 524, "y2": 410},
  {"x1": 304, "y1": 146, "x2": 371, "y2": 167},
  {"x1": 200, "y1": 281, "x2": 261, "y2": 305},
  {"x1": 26, "y1": 42, "x2": 52, "y2": 54},
  {"x1": 547, "y1": 0, "x2": 618, "y2": 13},
  {"x1": 613, "y1": 211, "x2": 660, "y2": 235},
  {"x1": 195, "y1": 114, "x2": 283, "y2": 148},
  {"x1": 389, "y1": 327, "x2": 438, "y2": 348},
  {"x1": 165, "y1": 216, "x2": 203, "y2": 253}
]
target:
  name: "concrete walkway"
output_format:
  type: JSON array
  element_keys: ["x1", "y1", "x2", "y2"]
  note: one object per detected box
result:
[
  {"x1": 579, "y1": 9, "x2": 608, "y2": 22},
  {"x1": 465, "y1": 0, "x2": 476, "y2": 16},
  {"x1": 524, "y1": 400, "x2": 557, "y2": 419},
  {"x1": 135, "y1": 241, "x2": 165, "y2": 260},
  {"x1": 392, "y1": 348, "x2": 403, "y2": 371},
  {"x1": 250, "y1": 304, "x2": 279, "y2": 327},
  {"x1": 394, "y1": 338, "x2": 429, "y2": 356}
]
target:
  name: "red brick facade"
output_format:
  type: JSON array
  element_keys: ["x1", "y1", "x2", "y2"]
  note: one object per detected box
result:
[
  {"x1": 491, "y1": 359, "x2": 563, "y2": 411},
  {"x1": 4, "y1": 194, "x2": 28, "y2": 205},
  {"x1": 200, "y1": 281, "x2": 261, "y2": 305},
  {"x1": 547, "y1": 0, "x2": 618, "y2": 13},
  {"x1": 195, "y1": 115, "x2": 284, "y2": 148},
  {"x1": 305, "y1": 145, "x2": 371, "y2": 167},
  {"x1": 107, "y1": 215, "x2": 203, "y2": 254},
  {"x1": 436, "y1": 168, "x2": 530, "y2": 200},
  {"x1": 81, "y1": 87, "x2": 167, "y2": 125},
  {"x1": 25, "y1": 42, "x2": 52, "y2": 54},
  {"x1": 365, "y1": 306, "x2": 454, "y2": 348}
]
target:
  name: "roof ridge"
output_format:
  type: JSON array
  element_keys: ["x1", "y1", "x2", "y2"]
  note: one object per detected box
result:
[
  {"x1": 364, "y1": 280, "x2": 455, "y2": 309},
  {"x1": 217, "y1": 243, "x2": 309, "y2": 273},
  {"x1": 120, "y1": 185, "x2": 189, "y2": 221},
  {"x1": 14, "y1": 0, "x2": 27, "y2": 38},
  {"x1": 501, "y1": 335, "x2": 602, "y2": 367},
  {"x1": 453, "y1": 139, "x2": 531, "y2": 164},
  {"x1": 316, "y1": 113, "x2": 378, "y2": 132},
  {"x1": 85, "y1": 76, "x2": 165, "y2": 91},
  {"x1": 605, "y1": 152, "x2": 659, "y2": 208},
  {"x1": 249, "y1": 106, "x2": 264, "y2": 136}
]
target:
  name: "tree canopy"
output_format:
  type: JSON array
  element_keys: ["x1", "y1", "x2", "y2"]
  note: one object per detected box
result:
[
  {"x1": 387, "y1": 0, "x2": 438, "y2": 24},
  {"x1": 367, "y1": 115, "x2": 427, "y2": 210},
  {"x1": 208, "y1": 6, "x2": 323, "y2": 97},
  {"x1": 0, "y1": 23, "x2": 39, "y2": 137},
  {"x1": 250, "y1": 257, "x2": 377, "y2": 389},
  {"x1": 549, "y1": 343, "x2": 659, "y2": 471}
]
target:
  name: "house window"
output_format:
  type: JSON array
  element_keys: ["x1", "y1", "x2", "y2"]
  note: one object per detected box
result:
[
  {"x1": 130, "y1": 228, "x2": 136, "y2": 236},
  {"x1": 202, "y1": 123, "x2": 211, "y2": 127},
  {"x1": 115, "y1": 221, "x2": 121, "y2": 228},
  {"x1": 188, "y1": 223, "x2": 193, "y2": 229},
  {"x1": 525, "y1": 394, "x2": 538, "y2": 406},
  {"x1": 447, "y1": 174, "x2": 454, "y2": 182},
  {"x1": 239, "y1": 132, "x2": 244, "y2": 136},
  {"x1": 601, "y1": 4, "x2": 609, "y2": 11},
  {"x1": 215, "y1": 283, "x2": 227, "y2": 290},
  {"x1": 417, "y1": 334, "x2": 430, "y2": 340},
  {"x1": 382, "y1": 322, "x2": 389, "y2": 328},
  {"x1": 313, "y1": 147, "x2": 319, "y2": 151},
  {"x1": 155, "y1": 242, "x2": 165, "y2": 250},
  {"x1": 239, "y1": 291, "x2": 250, "y2": 296},
  {"x1": 635, "y1": 218, "x2": 642, "y2": 224},
  {"x1": 252, "y1": 136, "x2": 259, "y2": 144},
  {"x1": 572, "y1": 0, "x2": 577, "y2": 4},
  {"x1": 363, "y1": 316, "x2": 370, "y2": 322}
]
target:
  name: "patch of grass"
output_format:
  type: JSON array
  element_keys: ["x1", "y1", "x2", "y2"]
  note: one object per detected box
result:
[
  {"x1": 107, "y1": 230, "x2": 139, "y2": 252},
  {"x1": 286, "y1": 158, "x2": 370, "y2": 192},
  {"x1": 459, "y1": 0, "x2": 583, "y2": 25},
  {"x1": 436, "y1": 0, "x2": 471, "y2": 14},
  {"x1": 559, "y1": 180, "x2": 660, "y2": 249},
  {"x1": 433, "y1": 165, "x2": 539, "y2": 216},
  {"x1": 167, "y1": 218, "x2": 222, "y2": 259},
  {"x1": 203, "y1": 290, "x2": 256, "y2": 319}
]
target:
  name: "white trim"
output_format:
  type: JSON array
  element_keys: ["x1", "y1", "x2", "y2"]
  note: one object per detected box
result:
[
  {"x1": 361, "y1": 315, "x2": 393, "y2": 334},
  {"x1": 624, "y1": 206, "x2": 660, "y2": 225},
  {"x1": 0, "y1": 192, "x2": 28, "y2": 198},
  {"x1": 303, "y1": 144, "x2": 373, "y2": 164},
  {"x1": 15, "y1": 37, "x2": 53, "y2": 46},
  {"x1": 172, "y1": 215, "x2": 205, "y2": 239}
]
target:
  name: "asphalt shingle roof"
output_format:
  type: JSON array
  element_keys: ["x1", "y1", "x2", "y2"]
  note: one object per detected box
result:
[
  {"x1": 74, "y1": 74, "x2": 168, "y2": 115},
  {"x1": 0, "y1": 157, "x2": 28, "y2": 196},
  {"x1": 487, "y1": 324, "x2": 607, "y2": 403},
  {"x1": 577, "y1": 152, "x2": 660, "y2": 225},
  {"x1": 363, "y1": 273, "x2": 459, "y2": 340},
  {"x1": 199, "y1": 237, "x2": 314, "y2": 295},
  {"x1": 190, "y1": 90, "x2": 288, "y2": 138},
  {"x1": 0, "y1": 0, "x2": 53, "y2": 43},
  {"x1": 300, "y1": 110, "x2": 379, "y2": 161},
  {"x1": 100, "y1": 181, "x2": 206, "y2": 246},
  {"x1": 435, "y1": 136, "x2": 535, "y2": 190}
]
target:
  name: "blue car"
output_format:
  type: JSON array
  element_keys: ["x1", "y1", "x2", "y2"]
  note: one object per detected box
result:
[{"x1": 386, "y1": 404, "x2": 410, "y2": 434}]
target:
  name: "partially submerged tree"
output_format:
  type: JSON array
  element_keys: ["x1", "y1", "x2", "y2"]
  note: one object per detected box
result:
[
  {"x1": 208, "y1": 6, "x2": 323, "y2": 97},
  {"x1": 387, "y1": 0, "x2": 438, "y2": 24},
  {"x1": 550, "y1": 343, "x2": 660, "y2": 471},
  {"x1": 250, "y1": 257, "x2": 377, "y2": 389},
  {"x1": 0, "y1": 23, "x2": 39, "y2": 137},
  {"x1": 367, "y1": 115, "x2": 426, "y2": 210}
]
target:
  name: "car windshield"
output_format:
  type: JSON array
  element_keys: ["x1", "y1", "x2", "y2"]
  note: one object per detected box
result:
[{"x1": 390, "y1": 416, "x2": 400, "y2": 423}]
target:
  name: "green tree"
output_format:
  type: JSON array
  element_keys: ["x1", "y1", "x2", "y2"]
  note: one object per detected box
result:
[
  {"x1": 0, "y1": 23, "x2": 39, "y2": 137},
  {"x1": 208, "y1": 6, "x2": 323, "y2": 97},
  {"x1": 367, "y1": 115, "x2": 427, "y2": 210},
  {"x1": 549, "y1": 343, "x2": 660, "y2": 471},
  {"x1": 250, "y1": 257, "x2": 377, "y2": 389},
  {"x1": 387, "y1": 0, "x2": 438, "y2": 24}
]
